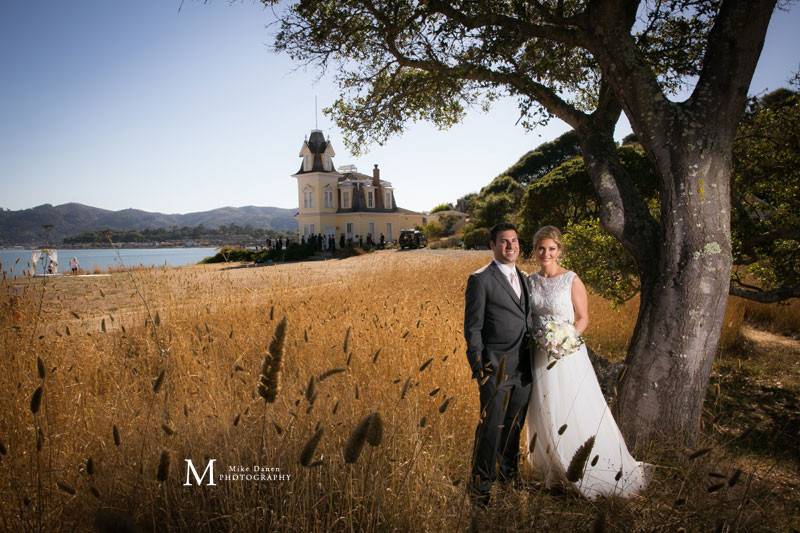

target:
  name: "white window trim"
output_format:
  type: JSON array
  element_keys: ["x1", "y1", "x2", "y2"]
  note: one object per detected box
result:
[{"x1": 303, "y1": 186, "x2": 314, "y2": 209}]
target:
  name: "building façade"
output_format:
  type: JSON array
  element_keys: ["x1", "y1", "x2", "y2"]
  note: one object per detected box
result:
[{"x1": 293, "y1": 129, "x2": 427, "y2": 244}]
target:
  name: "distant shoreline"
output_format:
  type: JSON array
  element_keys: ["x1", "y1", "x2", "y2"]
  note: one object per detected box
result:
[
  {"x1": 0, "y1": 246, "x2": 221, "y2": 279},
  {"x1": 1, "y1": 243, "x2": 233, "y2": 250}
]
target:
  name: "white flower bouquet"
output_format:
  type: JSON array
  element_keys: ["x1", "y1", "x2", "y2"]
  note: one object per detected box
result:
[{"x1": 533, "y1": 316, "x2": 584, "y2": 366}]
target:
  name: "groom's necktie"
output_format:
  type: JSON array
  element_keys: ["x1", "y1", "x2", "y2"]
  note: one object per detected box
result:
[{"x1": 509, "y1": 270, "x2": 521, "y2": 300}]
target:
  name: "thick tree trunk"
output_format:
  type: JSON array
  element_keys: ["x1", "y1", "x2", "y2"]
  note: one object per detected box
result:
[
  {"x1": 616, "y1": 131, "x2": 734, "y2": 448},
  {"x1": 581, "y1": 0, "x2": 774, "y2": 448}
]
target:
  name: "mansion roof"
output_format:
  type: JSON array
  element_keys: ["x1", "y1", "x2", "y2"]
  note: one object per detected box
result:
[
  {"x1": 296, "y1": 130, "x2": 336, "y2": 175},
  {"x1": 294, "y1": 129, "x2": 422, "y2": 216},
  {"x1": 339, "y1": 171, "x2": 392, "y2": 188}
]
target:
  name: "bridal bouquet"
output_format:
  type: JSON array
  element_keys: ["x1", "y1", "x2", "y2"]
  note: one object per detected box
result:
[{"x1": 533, "y1": 317, "x2": 584, "y2": 366}]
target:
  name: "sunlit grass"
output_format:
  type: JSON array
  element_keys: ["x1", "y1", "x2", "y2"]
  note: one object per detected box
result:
[{"x1": 0, "y1": 250, "x2": 797, "y2": 531}]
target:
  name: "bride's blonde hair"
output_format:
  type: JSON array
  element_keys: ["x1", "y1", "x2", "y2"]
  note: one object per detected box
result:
[{"x1": 532, "y1": 226, "x2": 564, "y2": 259}]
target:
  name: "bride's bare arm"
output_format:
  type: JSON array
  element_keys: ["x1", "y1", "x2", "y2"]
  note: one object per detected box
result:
[{"x1": 571, "y1": 275, "x2": 589, "y2": 334}]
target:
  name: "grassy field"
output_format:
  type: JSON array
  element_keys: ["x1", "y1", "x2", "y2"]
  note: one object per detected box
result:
[{"x1": 1, "y1": 249, "x2": 798, "y2": 532}]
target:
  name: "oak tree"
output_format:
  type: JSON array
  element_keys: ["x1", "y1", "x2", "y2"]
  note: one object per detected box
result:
[{"x1": 269, "y1": 0, "x2": 778, "y2": 446}]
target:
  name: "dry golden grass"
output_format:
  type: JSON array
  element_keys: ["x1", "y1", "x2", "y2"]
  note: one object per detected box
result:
[
  {"x1": 0, "y1": 250, "x2": 797, "y2": 532},
  {"x1": 742, "y1": 298, "x2": 800, "y2": 337}
]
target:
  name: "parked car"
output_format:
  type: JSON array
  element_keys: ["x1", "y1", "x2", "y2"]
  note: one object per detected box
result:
[{"x1": 398, "y1": 229, "x2": 427, "y2": 249}]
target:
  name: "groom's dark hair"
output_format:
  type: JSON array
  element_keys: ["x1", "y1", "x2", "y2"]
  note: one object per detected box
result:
[{"x1": 489, "y1": 222, "x2": 518, "y2": 244}]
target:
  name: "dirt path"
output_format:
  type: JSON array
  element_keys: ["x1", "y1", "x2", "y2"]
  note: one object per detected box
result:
[
  {"x1": 731, "y1": 324, "x2": 800, "y2": 390},
  {"x1": 741, "y1": 324, "x2": 800, "y2": 353}
]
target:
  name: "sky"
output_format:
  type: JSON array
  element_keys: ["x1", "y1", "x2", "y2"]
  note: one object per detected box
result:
[{"x1": 0, "y1": 1, "x2": 798, "y2": 215}]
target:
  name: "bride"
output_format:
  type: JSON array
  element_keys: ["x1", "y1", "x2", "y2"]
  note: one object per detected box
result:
[{"x1": 525, "y1": 225, "x2": 649, "y2": 499}]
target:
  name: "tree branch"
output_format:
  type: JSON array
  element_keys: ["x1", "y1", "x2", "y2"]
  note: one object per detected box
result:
[
  {"x1": 425, "y1": 0, "x2": 583, "y2": 47},
  {"x1": 729, "y1": 283, "x2": 800, "y2": 303},
  {"x1": 358, "y1": 0, "x2": 589, "y2": 129},
  {"x1": 581, "y1": 0, "x2": 674, "y2": 148},
  {"x1": 690, "y1": 0, "x2": 778, "y2": 131}
]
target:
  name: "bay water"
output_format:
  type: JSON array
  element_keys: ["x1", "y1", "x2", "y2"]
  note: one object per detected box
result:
[{"x1": 0, "y1": 248, "x2": 218, "y2": 278}]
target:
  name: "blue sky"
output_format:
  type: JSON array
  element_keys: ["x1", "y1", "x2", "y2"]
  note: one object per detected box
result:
[{"x1": 1, "y1": 1, "x2": 798, "y2": 214}]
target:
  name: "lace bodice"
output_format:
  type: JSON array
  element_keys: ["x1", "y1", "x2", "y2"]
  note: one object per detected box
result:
[{"x1": 528, "y1": 270, "x2": 576, "y2": 325}]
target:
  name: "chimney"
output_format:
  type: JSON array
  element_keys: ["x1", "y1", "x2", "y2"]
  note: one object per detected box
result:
[{"x1": 372, "y1": 164, "x2": 380, "y2": 186}]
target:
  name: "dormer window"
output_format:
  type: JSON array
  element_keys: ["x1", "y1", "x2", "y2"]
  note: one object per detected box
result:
[
  {"x1": 322, "y1": 142, "x2": 336, "y2": 171},
  {"x1": 341, "y1": 190, "x2": 351, "y2": 209},
  {"x1": 384, "y1": 191, "x2": 392, "y2": 209},
  {"x1": 303, "y1": 186, "x2": 314, "y2": 209},
  {"x1": 367, "y1": 190, "x2": 374, "y2": 208},
  {"x1": 300, "y1": 143, "x2": 314, "y2": 172},
  {"x1": 297, "y1": 131, "x2": 336, "y2": 174}
]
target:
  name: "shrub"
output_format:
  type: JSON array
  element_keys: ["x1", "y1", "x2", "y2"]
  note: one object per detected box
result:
[
  {"x1": 421, "y1": 221, "x2": 444, "y2": 239},
  {"x1": 429, "y1": 237, "x2": 462, "y2": 249},
  {"x1": 333, "y1": 246, "x2": 369, "y2": 259},
  {"x1": 284, "y1": 243, "x2": 315, "y2": 261},
  {"x1": 463, "y1": 227, "x2": 490, "y2": 250},
  {"x1": 470, "y1": 192, "x2": 516, "y2": 230},
  {"x1": 430, "y1": 203, "x2": 453, "y2": 213},
  {"x1": 201, "y1": 246, "x2": 253, "y2": 263},
  {"x1": 202, "y1": 243, "x2": 316, "y2": 264},
  {"x1": 437, "y1": 213, "x2": 460, "y2": 235},
  {"x1": 561, "y1": 218, "x2": 639, "y2": 306}
]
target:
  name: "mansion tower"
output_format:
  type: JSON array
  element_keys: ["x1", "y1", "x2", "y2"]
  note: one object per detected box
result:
[{"x1": 293, "y1": 130, "x2": 426, "y2": 243}]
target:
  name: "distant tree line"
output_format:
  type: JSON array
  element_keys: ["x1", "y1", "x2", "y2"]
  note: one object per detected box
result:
[
  {"x1": 63, "y1": 224, "x2": 288, "y2": 245},
  {"x1": 201, "y1": 243, "x2": 315, "y2": 263}
]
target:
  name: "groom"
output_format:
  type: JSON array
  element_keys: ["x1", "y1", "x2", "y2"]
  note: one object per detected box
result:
[{"x1": 464, "y1": 222, "x2": 533, "y2": 506}]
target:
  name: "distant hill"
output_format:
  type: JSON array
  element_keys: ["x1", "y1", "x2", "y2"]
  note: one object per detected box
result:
[{"x1": 0, "y1": 203, "x2": 298, "y2": 246}]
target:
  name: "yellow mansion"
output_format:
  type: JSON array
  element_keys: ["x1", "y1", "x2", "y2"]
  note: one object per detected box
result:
[{"x1": 293, "y1": 130, "x2": 427, "y2": 244}]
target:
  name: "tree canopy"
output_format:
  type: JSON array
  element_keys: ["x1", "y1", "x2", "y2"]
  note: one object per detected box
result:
[
  {"x1": 267, "y1": 0, "x2": 779, "y2": 444},
  {"x1": 730, "y1": 88, "x2": 800, "y2": 302},
  {"x1": 464, "y1": 89, "x2": 800, "y2": 304},
  {"x1": 270, "y1": 1, "x2": 717, "y2": 155}
]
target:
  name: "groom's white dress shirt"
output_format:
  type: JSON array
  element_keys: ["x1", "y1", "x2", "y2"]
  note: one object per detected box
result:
[{"x1": 493, "y1": 259, "x2": 521, "y2": 299}]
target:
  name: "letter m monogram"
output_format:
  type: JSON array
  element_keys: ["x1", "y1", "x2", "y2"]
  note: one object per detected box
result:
[{"x1": 184, "y1": 459, "x2": 216, "y2": 486}]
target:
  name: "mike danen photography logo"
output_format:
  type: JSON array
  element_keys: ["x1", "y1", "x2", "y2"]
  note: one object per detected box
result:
[{"x1": 183, "y1": 459, "x2": 291, "y2": 486}]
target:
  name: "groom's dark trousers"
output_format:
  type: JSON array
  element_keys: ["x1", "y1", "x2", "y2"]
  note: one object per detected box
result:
[{"x1": 464, "y1": 262, "x2": 532, "y2": 500}]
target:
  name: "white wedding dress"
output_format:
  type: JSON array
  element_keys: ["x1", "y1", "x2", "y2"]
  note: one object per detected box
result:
[{"x1": 525, "y1": 271, "x2": 649, "y2": 499}]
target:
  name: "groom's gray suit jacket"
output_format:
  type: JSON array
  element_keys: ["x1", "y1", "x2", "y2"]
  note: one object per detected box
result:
[{"x1": 464, "y1": 261, "x2": 533, "y2": 386}]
